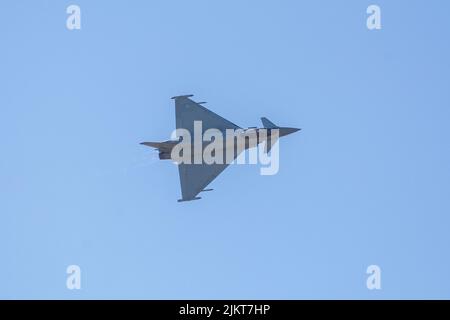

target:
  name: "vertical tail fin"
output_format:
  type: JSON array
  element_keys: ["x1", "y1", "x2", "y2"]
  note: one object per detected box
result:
[
  {"x1": 261, "y1": 117, "x2": 277, "y2": 128},
  {"x1": 140, "y1": 142, "x2": 163, "y2": 149}
]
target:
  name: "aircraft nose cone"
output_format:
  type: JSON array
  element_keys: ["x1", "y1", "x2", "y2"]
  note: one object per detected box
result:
[{"x1": 280, "y1": 127, "x2": 301, "y2": 136}]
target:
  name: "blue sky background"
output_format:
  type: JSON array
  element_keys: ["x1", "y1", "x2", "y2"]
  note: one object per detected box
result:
[{"x1": 1, "y1": 0, "x2": 450, "y2": 299}]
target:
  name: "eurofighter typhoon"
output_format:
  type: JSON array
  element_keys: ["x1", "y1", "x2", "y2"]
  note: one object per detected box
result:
[{"x1": 141, "y1": 95, "x2": 300, "y2": 202}]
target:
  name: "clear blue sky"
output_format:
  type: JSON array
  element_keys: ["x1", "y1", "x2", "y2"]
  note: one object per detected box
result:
[{"x1": 1, "y1": 0, "x2": 450, "y2": 299}]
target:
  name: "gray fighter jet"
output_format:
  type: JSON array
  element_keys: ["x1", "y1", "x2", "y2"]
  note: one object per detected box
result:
[{"x1": 141, "y1": 95, "x2": 300, "y2": 202}]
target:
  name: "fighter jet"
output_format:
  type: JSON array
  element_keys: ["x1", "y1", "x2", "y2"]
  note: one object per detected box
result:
[{"x1": 141, "y1": 95, "x2": 300, "y2": 202}]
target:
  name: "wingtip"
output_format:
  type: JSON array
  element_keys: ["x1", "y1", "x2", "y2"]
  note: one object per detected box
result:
[
  {"x1": 177, "y1": 197, "x2": 202, "y2": 202},
  {"x1": 171, "y1": 94, "x2": 194, "y2": 100}
]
